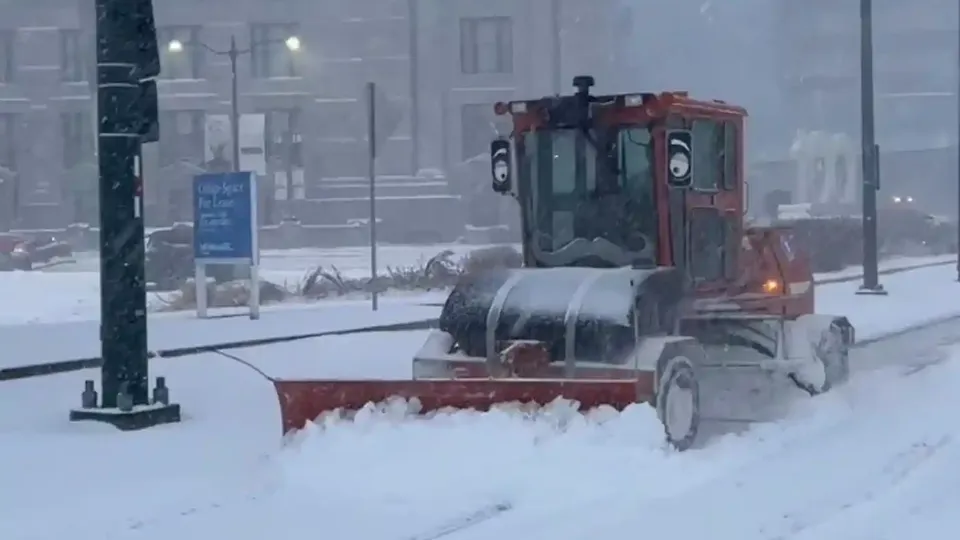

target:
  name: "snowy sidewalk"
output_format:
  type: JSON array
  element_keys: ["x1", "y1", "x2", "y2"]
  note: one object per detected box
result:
[{"x1": 817, "y1": 264, "x2": 960, "y2": 342}]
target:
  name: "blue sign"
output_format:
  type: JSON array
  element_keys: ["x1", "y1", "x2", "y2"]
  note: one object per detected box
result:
[{"x1": 192, "y1": 171, "x2": 257, "y2": 261}]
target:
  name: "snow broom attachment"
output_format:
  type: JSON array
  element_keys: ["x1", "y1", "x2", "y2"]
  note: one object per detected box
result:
[{"x1": 273, "y1": 266, "x2": 706, "y2": 451}]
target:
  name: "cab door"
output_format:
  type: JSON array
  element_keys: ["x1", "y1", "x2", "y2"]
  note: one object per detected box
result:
[{"x1": 666, "y1": 115, "x2": 742, "y2": 294}]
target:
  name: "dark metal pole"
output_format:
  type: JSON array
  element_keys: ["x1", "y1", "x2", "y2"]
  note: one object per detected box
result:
[
  {"x1": 367, "y1": 82, "x2": 379, "y2": 311},
  {"x1": 550, "y1": 0, "x2": 562, "y2": 94},
  {"x1": 408, "y1": 0, "x2": 420, "y2": 173},
  {"x1": 857, "y1": 0, "x2": 885, "y2": 295},
  {"x1": 229, "y1": 36, "x2": 241, "y2": 172},
  {"x1": 95, "y1": 0, "x2": 149, "y2": 406},
  {"x1": 956, "y1": 2, "x2": 960, "y2": 282}
]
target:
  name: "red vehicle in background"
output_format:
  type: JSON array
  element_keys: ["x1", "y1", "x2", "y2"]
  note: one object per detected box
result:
[{"x1": 0, "y1": 233, "x2": 74, "y2": 271}]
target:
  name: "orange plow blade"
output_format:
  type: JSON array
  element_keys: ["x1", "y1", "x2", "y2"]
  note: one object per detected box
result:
[{"x1": 273, "y1": 377, "x2": 653, "y2": 435}]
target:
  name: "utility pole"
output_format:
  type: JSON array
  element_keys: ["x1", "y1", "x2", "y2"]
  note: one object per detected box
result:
[
  {"x1": 70, "y1": 0, "x2": 180, "y2": 429},
  {"x1": 856, "y1": 0, "x2": 887, "y2": 296},
  {"x1": 228, "y1": 36, "x2": 241, "y2": 172},
  {"x1": 956, "y1": 1, "x2": 960, "y2": 282}
]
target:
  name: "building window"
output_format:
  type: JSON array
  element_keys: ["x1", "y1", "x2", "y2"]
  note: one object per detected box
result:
[
  {"x1": 158, "y1": 26, "x2": 203, "y2": 79},
  {"x1": 250, "y1": 23, "x2": 299, "y2": 78},
  {"x1": 878, "y1": 94, "x2": 954, "y2": 145},
  {"x1": 0, "y1": 113, "x2": 15, "y2": 171},
  {"x1": 61, "y1": 112, "x2": 94, "y2": 168},
  {"x1": 264, "y1": 108, "x2": 303, "y2": 168},
  {"x1": 460, "y1": 17, "x2": 512, "y2": 74},
  {"x1": 265, "y1": 108, "x2": 303, "y2": 200},
  {"x1": 460, "y1": 103, "x2": 504, "y2": 160},
  {"x1": 0, "y1": 31, "x2": 13, "y2": 83},
  {"x1": 158, "y1": 110, "x2": 204, "y2": 166},
  {"x1": 59, "y1": 30, "x2": 86, "y2": 82}
]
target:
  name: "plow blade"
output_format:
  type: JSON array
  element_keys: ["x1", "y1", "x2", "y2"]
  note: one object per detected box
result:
[{"x1": 273, "y1": 378, "x2": 650, "y2": 435}]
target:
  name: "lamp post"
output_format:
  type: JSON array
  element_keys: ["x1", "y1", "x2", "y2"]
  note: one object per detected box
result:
[
  {"x1": 856, "y1": 0, "x2": 887, "y2": 295},
  {"x1": 956, "y1": 3, "x2": 960, "y2": 282},
  {"x1": 167, "y1": 35, "x2": 301, "y2": 172}
]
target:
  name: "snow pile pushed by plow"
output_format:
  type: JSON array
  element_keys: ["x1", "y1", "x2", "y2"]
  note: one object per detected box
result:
[
  {"x1": 278, "y1": 398, "x2": 702, "y2": 535},
  {"x1": 274, "y1": 395, "x2": 837, "y2": 537}
]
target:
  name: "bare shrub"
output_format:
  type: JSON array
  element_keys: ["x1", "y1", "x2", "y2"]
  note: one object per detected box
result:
[{"x1": 158, "y1": 245, "x2": 522, "y2": 311}]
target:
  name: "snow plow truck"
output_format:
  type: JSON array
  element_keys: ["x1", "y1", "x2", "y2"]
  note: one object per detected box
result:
[{"x1": 276, "y1": 76, "x2": 855, "y2": 450}]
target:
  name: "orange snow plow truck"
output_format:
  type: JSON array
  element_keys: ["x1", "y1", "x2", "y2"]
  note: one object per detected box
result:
[{"x1": 275, "y1": 76, "x2": 854, "y2": 450}]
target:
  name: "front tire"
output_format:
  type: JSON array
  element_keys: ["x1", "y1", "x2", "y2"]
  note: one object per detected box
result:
[{"x1": 656, "y1": 355, "x2": 701, "y2": 451}]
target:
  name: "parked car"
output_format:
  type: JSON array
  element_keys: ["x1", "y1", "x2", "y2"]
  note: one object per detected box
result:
[
  {"x1": 0, "y1": 233, "x2": 74, "y2": 271},
  {"x1": 145, "y1": 225, "x2": 233, "y2": 290}
]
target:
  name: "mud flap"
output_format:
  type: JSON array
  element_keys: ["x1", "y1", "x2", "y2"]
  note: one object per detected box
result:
[{"x1": 789, "y1": 314, "x2": 853, "y2": 395}]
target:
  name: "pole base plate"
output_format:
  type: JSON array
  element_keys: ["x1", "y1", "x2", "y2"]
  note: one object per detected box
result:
[
  {"x1": 855, "y1": 284, "x2": 889, "y2": 296},
  {"x1": 69, "y1": 402, "x2": 182, "y2": 431}
]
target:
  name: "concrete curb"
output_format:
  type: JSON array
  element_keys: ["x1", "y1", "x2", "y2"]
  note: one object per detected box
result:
[
  {"x1": 0, "y1": 318, "x2": 438, "y2": 382},
  {"x1": 0, "y1": 258, "x2": 954, "y2": 382},
  {"x1": 815, "y1": 259, "x2": 953, "y2": 285}
]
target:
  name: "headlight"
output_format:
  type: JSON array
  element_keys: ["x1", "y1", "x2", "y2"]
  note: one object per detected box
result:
[{"x1": 12, "y1": 245, "x2": 26, "y2": 254}]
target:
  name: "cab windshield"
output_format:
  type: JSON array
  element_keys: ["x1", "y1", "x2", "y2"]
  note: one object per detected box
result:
[{"x1": 519, "y1": 126, "x2": 657, "y2": 267}]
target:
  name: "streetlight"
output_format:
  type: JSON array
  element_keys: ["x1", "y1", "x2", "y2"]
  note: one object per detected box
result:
[
  {"x1": 856, "y1": 0, "x2": 886, "y2": 295},
  {"x1": 166, "y1": 34, "x2": 301, "y2": 172},
  {"x1": 956, "y1": 2, "x2": 960, "y2": 282}
]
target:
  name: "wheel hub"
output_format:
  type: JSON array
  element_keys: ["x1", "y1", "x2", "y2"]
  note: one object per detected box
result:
[{"x1": 665, "y1": 382, "x2": 695, "y2": 440}]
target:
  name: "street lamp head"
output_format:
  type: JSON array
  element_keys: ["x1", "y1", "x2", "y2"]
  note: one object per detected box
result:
[
  {"x1": 285, "y1": 36, "x2": 301, "y2": 51},
  {"x1": 167, "y1": 39, "x2": 184, "y2": 53}
]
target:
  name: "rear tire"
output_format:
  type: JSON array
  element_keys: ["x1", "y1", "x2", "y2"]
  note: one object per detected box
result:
[{"x1": 656, "y1": 355, "x2": 700, "y2": 451}]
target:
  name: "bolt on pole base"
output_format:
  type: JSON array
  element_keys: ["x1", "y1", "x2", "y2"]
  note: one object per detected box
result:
[
  {"x1": 69, "y1": 402, "x2": 181, "y2": 431},
  {"x1": 855, "y1": 283, "x2": 889, "y2": 296}
]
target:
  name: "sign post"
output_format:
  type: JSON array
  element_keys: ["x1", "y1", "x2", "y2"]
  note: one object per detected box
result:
[
  {"x1": 192, "y1": 171, "x2": 260, "y2": 319},
  {"x1": 365, "y1": 82, "x2": 402, "y2": 311}
]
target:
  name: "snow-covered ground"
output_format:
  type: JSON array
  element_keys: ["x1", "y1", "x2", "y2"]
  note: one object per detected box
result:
[
  {"x1": 5, "y1": 244, "x2": 493, "y2": 324},
  {"x1": 3, "y1": 260, "x2": 960, "y2": 539},
  {"x1": 0, "y1": 250, "x2": 952, "y2": 326}
]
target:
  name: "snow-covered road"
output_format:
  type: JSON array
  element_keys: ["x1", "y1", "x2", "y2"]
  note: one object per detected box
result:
[{"x1": 4, "y1": 320, "x2": 958, "y2": 540}]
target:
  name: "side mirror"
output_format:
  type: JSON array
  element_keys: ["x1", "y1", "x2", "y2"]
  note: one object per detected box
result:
[
  {"x1": 490, "y1": 138, "x2": 512, "y2": 194},
  {"x1": 666, "y1": 129, "x2": 693, "y2": 188}
]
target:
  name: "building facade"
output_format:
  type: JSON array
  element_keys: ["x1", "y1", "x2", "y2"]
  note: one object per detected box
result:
[
  {"x1": 775, "y1": 0, "x2": 960, "y2": 214},
  {"x1": 0, "y1": 0, "x2": 624, "y2": 236}
]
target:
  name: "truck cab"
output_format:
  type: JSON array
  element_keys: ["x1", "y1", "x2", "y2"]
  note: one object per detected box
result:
[{"x1": 490, "y1": 76, "x2": 744, "y2": 278}]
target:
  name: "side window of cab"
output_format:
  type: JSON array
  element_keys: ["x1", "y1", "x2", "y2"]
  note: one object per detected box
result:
[
  {"x1": 691, "y1": 119, "x2": 721, "y2": 192},
  {"x1": 721, "y1": 121, "x2": 737, "y2": 191}
]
